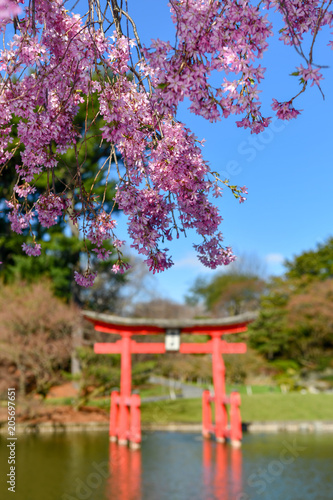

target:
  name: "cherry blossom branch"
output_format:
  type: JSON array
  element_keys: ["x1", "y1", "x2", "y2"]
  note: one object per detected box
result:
[{"x1": 1, "y1": 0, "x2": 332, "y2": 286}]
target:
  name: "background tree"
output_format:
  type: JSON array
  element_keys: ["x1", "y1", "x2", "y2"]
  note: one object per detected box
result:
[
  {"x1": 0, "y1": 281, "x2": 76, "y2": 398},
  {"x1": 187, "y1": 254, "x2": 266, "y2": 317},
  {"x1": 248, "y1": 276, "x2": 295, "y2": 361},
  {"x1": 249, "y1": 238, "x2": 333, "y2": 373},
  {"x1": 285, "y1": 237, "x2": 333, "y2": 283},
  {"x1": 130, "y1": 297, "x2": 197, "y2": 320},
  {"x1": 287, "y1": 280, "x2": 333, "y2": 369}
]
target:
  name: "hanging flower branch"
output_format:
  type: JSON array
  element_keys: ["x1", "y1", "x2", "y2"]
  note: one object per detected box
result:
[{"x1": 0, "y1": 0, "x2": 332, "y2": 285}]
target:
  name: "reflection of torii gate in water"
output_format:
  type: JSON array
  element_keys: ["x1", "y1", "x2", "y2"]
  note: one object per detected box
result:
[
  {"x1": 106, "y1": 438, "x2": 243, "y2": 500},
  {"x1": 84, "y1": 311, "x2": 256, "y2": 449}
]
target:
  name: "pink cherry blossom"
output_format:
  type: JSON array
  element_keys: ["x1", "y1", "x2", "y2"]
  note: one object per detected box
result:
[
  {"x1": 74, "y1": 271, "x2": 97, "y2": 287},
  {"x1": 297, "y1": 64, "x2": 324, "y2": 87},
  {"x1": 22, "y1": 243, "x2": 42, "y2": 257},
  {"x1": 271, "y1": 99, "x2": 301, "y2": 120},
  {"x1": 6, "y1": 202, "x2": 33, "y2": 234},
  {"x1": 36, "y1": 194, "x2": 70, "y2": 228},
  {"x1": 112, "y1": 262, "x2": 131, "y2": 274}
]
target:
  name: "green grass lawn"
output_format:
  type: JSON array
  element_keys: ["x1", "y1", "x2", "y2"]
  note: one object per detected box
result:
[
  {"x1": 181, "y1": 382, "x2": 282, "y2": 395},
  {"x1": 225, "y1": 384, "x2": 281, "y2": 395},
  {"x1": 41, "y1": 391, "x2": 333, "y2": 423},
  {"x1": 241, "y1": 393, "x2": 333, "y2": 421},
  {"x1": 141, "y1": 393, "x2": 333, "y2": 424}
]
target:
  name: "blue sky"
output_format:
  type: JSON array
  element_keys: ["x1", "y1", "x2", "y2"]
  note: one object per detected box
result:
[{"x1": 113, "y1": 1, "x2": 333, "y2": 302}]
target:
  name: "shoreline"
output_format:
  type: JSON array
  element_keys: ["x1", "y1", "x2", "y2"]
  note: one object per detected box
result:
[{"x1": 1, "y1": 420, "x2": 333, "y2": 434}]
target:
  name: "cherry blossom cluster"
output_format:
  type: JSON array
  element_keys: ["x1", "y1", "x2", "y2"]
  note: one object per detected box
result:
[
  {"x1": 22, "y1": 242, "x2": 41, "y2": 257},
  {"x1": 0, "y1": 0, "x2": 332, "y2": 286},
  {"x1": 266, "y1": 0, "x2": 333, "y2": 47},
  {"x1": 271, "y1": 99, "x2": 301, "y2": 120},
  {"x1": 145, "y1": 0, "x2": 273, "y2": 132},
  {"x1": 36, "y1": 194, "x2": 71, "y2": 228},
  {"x1": 6, "y1": 200, "x2": 32, "y2": 234}
]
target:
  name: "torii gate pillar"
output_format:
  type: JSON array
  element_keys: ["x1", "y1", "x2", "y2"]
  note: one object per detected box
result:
[
  {"x1": 118, "y1": 332, "x2": 132, "y2": 445},
  {"x1": 212, "y1": 335, "x2": 227, "y2": 443}
]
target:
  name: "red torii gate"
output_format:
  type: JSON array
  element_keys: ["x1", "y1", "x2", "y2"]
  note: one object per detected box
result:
[{"x1": 83, "y1": 311, "x2": 256, "y2": 448}]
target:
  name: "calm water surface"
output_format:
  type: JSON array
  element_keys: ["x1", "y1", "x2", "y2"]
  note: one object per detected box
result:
[{"x1": 0, "y1": 431, "x2": 332, "y2": 500}]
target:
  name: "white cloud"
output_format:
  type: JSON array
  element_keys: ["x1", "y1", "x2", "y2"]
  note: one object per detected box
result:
[
  {"x1": 265, "y1": 253, "x2": 285, "y2": 264},
  {"x1": 173, "y1": 252, "x2": 212, "y2": 272}
]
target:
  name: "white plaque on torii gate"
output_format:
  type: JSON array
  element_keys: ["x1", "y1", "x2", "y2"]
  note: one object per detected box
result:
[{"x1": 165, "y1": 329, "x2": 181, "y2": 351}]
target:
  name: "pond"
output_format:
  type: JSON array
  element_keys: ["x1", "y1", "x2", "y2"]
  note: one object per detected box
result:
[{"x1": 0, "y1": 431, "x2": 332, "y2": 500}]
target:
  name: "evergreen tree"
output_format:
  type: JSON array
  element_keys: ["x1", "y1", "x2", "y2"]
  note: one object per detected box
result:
[{"x1": 285, "y1": 238, "x2": 333, "y2": 282}]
